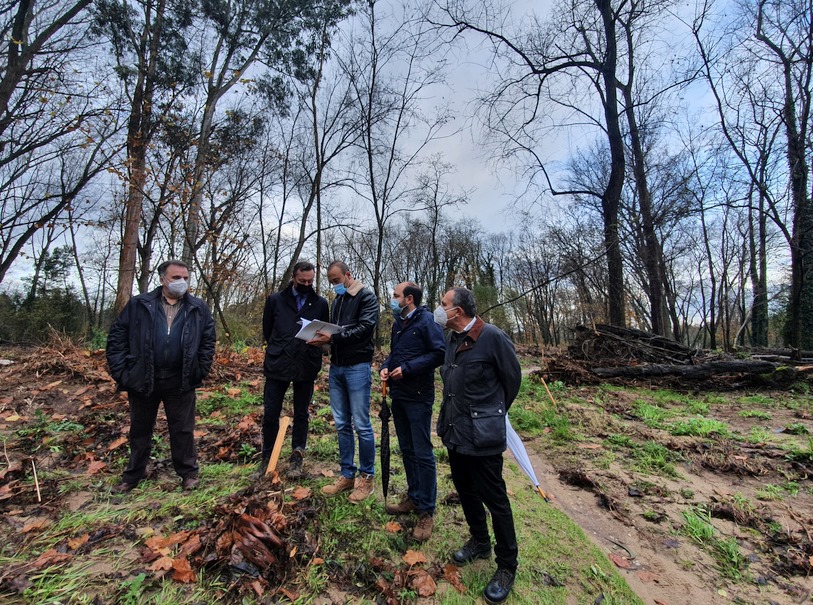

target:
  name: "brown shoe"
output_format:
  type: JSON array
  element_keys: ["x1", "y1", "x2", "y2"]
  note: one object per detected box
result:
[
  {"x1": 182, "y1": 476, "x2": 200, "y2": 491},
  {"x1": 111, "y1": 481, "x2": 137, "y2": 494},
  {"x1": 321, "y1": 475, "x2": 355, "y2": 495},
  {"x1": 348, "y1": 473, "x2": 374, "y2": 503},
  {"x1": 412, "y1": 513, "x2": 434, "y2": 542},
  {"x1": 385, "y1": 496, "x2": 418, "y2": 515}
]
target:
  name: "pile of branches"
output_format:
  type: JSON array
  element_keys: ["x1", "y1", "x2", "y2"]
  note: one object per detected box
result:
[{"x1": 559, "y1": 324, "x2": 813, "y2": 387}]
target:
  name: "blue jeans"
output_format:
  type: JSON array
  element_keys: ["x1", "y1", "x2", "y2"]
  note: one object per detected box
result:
[
  {"x1": 329, "y1": 363, "x2": 375, "y2": 477},
  {"x1": 392, "y1": 397, "x2": 436, "y2": 515}
]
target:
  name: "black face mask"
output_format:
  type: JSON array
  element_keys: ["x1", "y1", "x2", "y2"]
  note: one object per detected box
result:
[{"x1": 294, "y1": 283, "x2": 310, "y2": 294}]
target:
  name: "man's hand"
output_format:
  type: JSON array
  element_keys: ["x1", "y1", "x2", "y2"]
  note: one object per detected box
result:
[
  {"x1": 380, "y1": 368, "x2": 389, "y2": 381},
  {"x1": 307, "y1": 330, "x2": 331, "y2": 346},
  {"x1": 389, "y1": 366, "x2": 404, "y2": 380}
]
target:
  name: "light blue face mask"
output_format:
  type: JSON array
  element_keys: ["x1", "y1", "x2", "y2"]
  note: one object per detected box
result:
[
  {"x1": 389, "y1": 299, "x2": 405, "y2": 313},
  {"x1": 333, "y1": 283, "x2": 347, "y2": 296}
]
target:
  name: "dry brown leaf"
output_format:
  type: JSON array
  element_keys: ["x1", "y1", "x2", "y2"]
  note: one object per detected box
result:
[
  {"x1": 226, "y1": 387, "x2": 242, "y2": 398},
  {"x1": 443, "y1": 563, "x2": 466, "y2": 593},
  {"x1": 87, "y1": 460, "x2": 107, "y2": 475},
  {"x1": 320, "y1": 469, "x2": 335, "y2": 477},
  {"x1": 0, "y1": 396, "x2": 13, "y2": 405},
  {"x1": 179, "y1": 534, "x2": 202, "y2": 557},
  {"x1": 73, "y1": 386, "x2": 91, "y2": 397},
  {"x1": 402, "y1": 550, "x2": 426, "y2": 566},
  {"x1": 636, "y1": 571, "x2": 658, "y2": 583},
  {"x1": 384, "y1": 521, "x2": 402, "y2": 533},
  {"x1": 42, "y1": 380, "x2": 63, "y2": 391},
  {"x1": 409, "y1": 569, "x2": 436, "y2": 597},
  {"x1": 312, "y1": 557, "x2": 324, "y2": 565},
  {"x1": 0, "y1": 481, "x2": 19, "y2": 500},
  {"x1": 22, "y1": 518, "x2": 51, "y2": 533},
  {"x1": 32, "y1": 548, "x2": 72, "y2": 569},
  {"x1": 67, "y1": 534, "x2": 90, "y2": 550},
  {"x1": 289, "y1": 546, "x2": 298, "y2": 558},
  {"x1": 608, "y1": 553, "x2": 633, "y2": 569},
  {"x1": 291, "y1": 486, "x2": 311, "y2": 501},
  {"x1": 107, "y1": 436, "x2": 127, "y2": 451},
  {"x1": 5, "y1": 413, "x2": 21, "y2": 422},
  {"x1": 278, "y1": 587, "x2": 299, "y2": 601},
  {"x1": 150, "y1": 556, "x2": 175, "y2": 571},
  {"x1": 249, "y1": 579, "x2": 265, "y2": 597},
  {"x1": 171, "y1": 556, "x2": 196, "y2": 583}
]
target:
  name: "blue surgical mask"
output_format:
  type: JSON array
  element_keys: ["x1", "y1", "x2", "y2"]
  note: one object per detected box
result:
[
  {"x1": 389, "y1": 299, "x2": 405, "y2": 313},
  {"x1": 333, "y1": 283, "x2": 347, "y2": 296}
]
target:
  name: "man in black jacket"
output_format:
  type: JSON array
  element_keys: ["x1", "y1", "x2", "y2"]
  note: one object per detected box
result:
[
  {"x1": 261, "y1": 260, "x2": 329, "y2": 478},
  {"x1": 436, "y1": 287, "x2": 521, "y2": 605},
  {"x1": 106, "y1": 260, "x2": 216, "y2": 493},
  {"x1": 309, "y1": 261, "x2": 379, "y2": 502},
  {"x1": 380, "y1": 282, "x2": 444, "y2": 541}
]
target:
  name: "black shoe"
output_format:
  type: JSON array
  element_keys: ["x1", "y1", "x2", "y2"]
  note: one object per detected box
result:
[
  {"x1": 483, "y1": 568, "x2": 515, "y2": 605},
  {"x1": 286, "y1": 449, "x2": 304, "y2": 479},
  {"x1": 181, "y1": 476, "x2": 200, "y2": 491},
  {"x1": 111, "y1": 481, "x2": 137, "y2": 494},
  {"x1": 452, "y1": 538, "x2": 492, "y2": 564},
  {"x1": 257, "y1": 457, "x2": 270, "y2": 479}
]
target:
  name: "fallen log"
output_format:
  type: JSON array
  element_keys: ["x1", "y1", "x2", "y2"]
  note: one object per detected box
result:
[{"x1": 593, "y1": 360, "x2": 813, "y2": 381}]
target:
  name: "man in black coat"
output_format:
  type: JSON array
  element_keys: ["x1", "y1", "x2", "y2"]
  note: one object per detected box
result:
[
  {"x1": 380, "y1": 282, "x2": 445, "y2": 541},
  {"x1": 106, "y1": 260, "x2": 216, "y2": 493},
  {"x1": 436, "y1": 287, "x2": 522, "y2": 605},
  {"x1": 261, "y1": 260, "x2": 329, "y2": 478}
]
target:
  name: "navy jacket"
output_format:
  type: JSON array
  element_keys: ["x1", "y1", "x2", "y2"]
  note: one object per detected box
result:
[
  {"x1": 263, "y1": 283, "x2": 329, "y2": 382},
  {"x1": 106, "y1": 287, "x2": 216, "y2": 395},
  {"x1": 437, "y1": 317, "x2": 522, "y2": 456},
  {"x1": 382, "y1": 305, "x2": 445, "y2": 402}
]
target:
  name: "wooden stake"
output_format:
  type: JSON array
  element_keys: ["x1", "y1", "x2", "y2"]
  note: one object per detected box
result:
[
  {"x1": 540, "y1": 375, "x2": 559, "y2": 410},
  {"x1": 265, "y1": 416, "x2": 291, "y2": 476},
  {"x1": 31, "y1": 459, "x2": 41, "y2": 503}
]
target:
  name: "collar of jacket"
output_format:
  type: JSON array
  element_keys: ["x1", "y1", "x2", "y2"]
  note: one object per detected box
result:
[
  {"x1": 344, "y1": 279, "x2": 366, "y2": 297},
  {"x1": 455, "y1": 316, "x2": 485, "y2": 353}
]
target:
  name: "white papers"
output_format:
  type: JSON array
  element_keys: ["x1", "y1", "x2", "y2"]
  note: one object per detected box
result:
[{"x1": 295, "y1": 318, "x2": 343, "y2": 341}]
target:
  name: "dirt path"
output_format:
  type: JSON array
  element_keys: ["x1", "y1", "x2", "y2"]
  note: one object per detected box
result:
[{"x1": 517, "y1": 443, "x2": 813, "y2": 605}]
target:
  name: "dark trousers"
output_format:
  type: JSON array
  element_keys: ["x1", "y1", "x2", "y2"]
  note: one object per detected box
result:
[
  {"x1": 122, "y1": 376, "x2": 198, "y2": 484},
  {"x1": 448, "y1": 449, "x2": 518, "y2": 572},
  {"x1": 262, "y1": 378, "x2": 313, "y2": 459},
  {"x1": 392, "y1": 397, "x2": 436, "y2": 514}
]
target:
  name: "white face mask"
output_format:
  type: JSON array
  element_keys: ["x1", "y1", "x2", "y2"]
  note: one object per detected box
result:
[
  {"x1": 166, "y1": 279, "x2": 188, "y2": 298},
  {"x1": 433, "y1": 305, "x2": 453, "y2": 327}
]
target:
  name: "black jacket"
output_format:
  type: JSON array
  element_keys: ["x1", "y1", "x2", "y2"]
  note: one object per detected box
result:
[
  {"x1": 382, "y1": 306, "x2": 445, "y2": 402},
  {"x1": 330, "y1": 280, "x2": 379, "y2": 366},
  {"x1": 437, "y1": 317, "x2": 522, "y2": 456},
  {"x1": 106, "y1": 287, "x2": 216, "y2": 395},
  {"x1": 263, "y1": 283, "x2": 329, "y2": 382}
]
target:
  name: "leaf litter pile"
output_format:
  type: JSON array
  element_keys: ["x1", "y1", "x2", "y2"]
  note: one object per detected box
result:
[{"x1": 0, "y1": 342, "x2": 475, "y2": 604}]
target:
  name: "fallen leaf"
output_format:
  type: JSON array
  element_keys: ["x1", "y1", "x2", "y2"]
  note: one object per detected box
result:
[
  {"x1": 312, "y1": 557, "x2": 324, "y2": 565},
  {"x1": 150, "y1": 556, "x2": 175, "y2": 571},
  {"x1": 87, "y1": 460, "x2": 107, "y2": 475},
  {"x1": 0, "y1": 481, "x2": 19, "y2": 500},
  {"x1": 409, "y1": 568, "x2": 436, "y2": 597},
  {"x1": 289, "y1": 546, "x2": 297, "y2": 558},
  {"x1": 402, "y1": 550, "x2": 426, "y2": 566},
  {"x1": 32, "y1": 548, "x2": 72, "y2": 569},
  {"x1": 320, "y1": 469, "x2": 335, "y2": 477},
  {"x1": 107, "y1": 436, "x2": 127, "y2": 451},
  {"x1": 22, "y1": 518, "x2": 51, "y2": 533},
  {"x1": 172, "y1": 556, "x2": 196, "y2": 583},
  {"x1": 443, "y1": 563, "x2": 466, "y2": 593},
  {"x1": 179, "y1": 534, "x2": 202, "y2": 557},
  {"x1": 0, "y1": 396, "x2": 12, "y2": 405},
  {"x1": 608, "y1": 553, "x2": 633, "y2": 569},
  {"x1": 249, "y1": 579, "x2": 265, "y2": 597},
  {"x1": 73, "y1": 386, "x2": 91, "y2": 397},
  {"x1": 278, "y1": 587, "x2": 299, "y2": 601},
  {"x1": 384, "y1": 521, "x2": 402, "y2": 533},
  {"x1": 636, "y1": 570, "x2": 658, "y2": 582},
  {"x1": 68, "y1": 534, "x2": 90, "y2": 550},
  {"x1": 5, "y1": 413, "x2": 20, "y2": 422},
  {"x1": 226, "y1": 387, "x2": 242, "y2": 398},
  {"x1": 291, "y1": 486, "x2": 311, "y2": 501}
]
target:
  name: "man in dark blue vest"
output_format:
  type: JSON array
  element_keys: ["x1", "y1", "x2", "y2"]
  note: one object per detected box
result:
[{"x1": 106, "y1": 260, "x2": 216, "y2": 493}]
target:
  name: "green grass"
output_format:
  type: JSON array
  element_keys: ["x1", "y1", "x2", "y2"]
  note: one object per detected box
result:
[
  {"x1": 633, "y1": 401, "x2": 670, "y2": 428},
  {"x1": 632, "y1": 442, "x2": 680, "y2": 477},
  {"x1": 739, "y1": 409, "x2": 771, "y2": 420},
  {"x1": 668, "y1": 417, "x2": 731, "y2": 438}
]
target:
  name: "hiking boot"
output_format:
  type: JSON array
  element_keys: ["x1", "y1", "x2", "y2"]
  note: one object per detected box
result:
[
  {"x1": 286, "y1": 449, "x2": 304, "y2": 479},
  {"x1": 321, "y1": 475, "x2": 354, "y2": 496},
  {"x1": 181, "y1": 476, "x2": 200, "y2": 491},
  {"x1": 385, "y1": 496, "x2": 418, "y2": 515},
  {"x1": 483, "y1": 568, "x2": 515, "y2": 605},
  {"x1": 256, "y1": 457, "x2": 270, "y2": 480},
  {"x1": 111, "y1": 481, "x2": 137, "y2": 494},
  {"x1": 348, "y1": 473, "x2": 374, "y2": 503},
  {"x1": 452, "y1": 537, "x2": 492, "y2": 564},
  {"x1": 412, "y1": 513, "x2": 434, "y2": 542}
]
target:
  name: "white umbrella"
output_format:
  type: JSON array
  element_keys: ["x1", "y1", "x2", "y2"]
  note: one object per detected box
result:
[{"x1": 506, "y1": 415, "x2": 549, "y2": 501}]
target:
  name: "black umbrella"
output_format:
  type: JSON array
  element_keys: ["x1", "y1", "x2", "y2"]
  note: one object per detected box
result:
[{"x1": 378, "y1": 380, "x2": 391, "y2": 502}]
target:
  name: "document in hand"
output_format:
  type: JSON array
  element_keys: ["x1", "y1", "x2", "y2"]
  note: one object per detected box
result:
[{"x1": 295, "y1": 318, "x2": 343, "y2": 341}]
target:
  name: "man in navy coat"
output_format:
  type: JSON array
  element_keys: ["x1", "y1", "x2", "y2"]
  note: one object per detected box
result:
[{"x1": 380, "y1": 281, "x2": 445, "y2": 541}]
